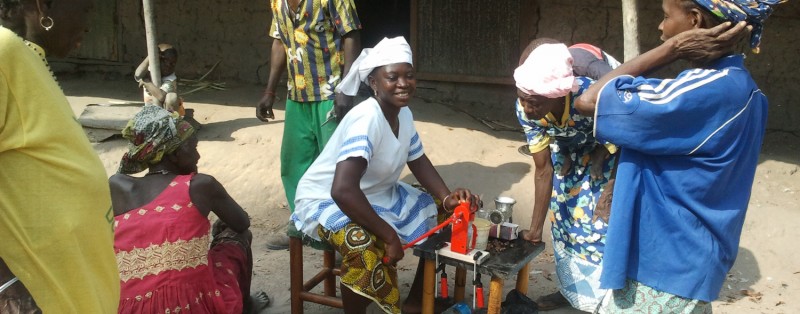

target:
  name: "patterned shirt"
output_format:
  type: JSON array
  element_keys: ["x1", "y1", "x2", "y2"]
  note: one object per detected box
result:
[{"x1": 270, "y1": 0, "x2": 361, "y2": 102}]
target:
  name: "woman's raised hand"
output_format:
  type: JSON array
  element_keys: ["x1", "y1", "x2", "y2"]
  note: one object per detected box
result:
[{"x1": 671, "y1": 21, "x2": 750, "y2": 63}]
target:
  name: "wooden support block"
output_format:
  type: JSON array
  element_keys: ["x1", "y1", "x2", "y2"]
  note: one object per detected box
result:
[{"x1": 454, "y1": 267, "x2": 467, "y2": 302}]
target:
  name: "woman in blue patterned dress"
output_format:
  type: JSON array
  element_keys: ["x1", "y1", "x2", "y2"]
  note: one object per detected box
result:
[{"x1": 514, "y1": 38, "x2": 619, "y2": 312}]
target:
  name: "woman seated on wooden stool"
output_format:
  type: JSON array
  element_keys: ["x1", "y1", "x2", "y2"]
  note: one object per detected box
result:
[{"x1": 291, "y1": 37, "x2": 481, "y2": 314}]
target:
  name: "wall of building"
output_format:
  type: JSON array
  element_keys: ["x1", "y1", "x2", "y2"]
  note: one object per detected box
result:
[
  {"x1": 635, "y1": 1, "x2": 800, "y2": 133},
  {"x1": 112, "y1": 0, "x2": 799, "y2": 131},
  {"x1": 116, "y1": 0, "x2": 273, "y2": 83},
  {"x1": 417, "y1": 0, "x2": 800, "y2": 132}
]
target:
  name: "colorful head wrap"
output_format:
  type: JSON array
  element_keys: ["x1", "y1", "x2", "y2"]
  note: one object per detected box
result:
[
  {"x1": 335, "y1": 36, "x2": 413, "y2": 96},
  {"x1": 513, "y1": 43, "x2": 578, "y2": 98},
  {"x1": 692, "y1": 0, "x2": 787, "y2": 52},
  {"x1": 118, "y1": 105, "x2": 196, "y2": 174}
]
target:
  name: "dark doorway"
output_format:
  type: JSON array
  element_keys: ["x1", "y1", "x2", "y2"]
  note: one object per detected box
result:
[{"x1": 355, "y1": 0, "x2": 411, "y2": 48}]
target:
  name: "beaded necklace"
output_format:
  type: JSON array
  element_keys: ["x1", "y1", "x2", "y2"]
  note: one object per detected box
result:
[{"x1": 23, "y1": 40, "x2": 59, "y2": 84}]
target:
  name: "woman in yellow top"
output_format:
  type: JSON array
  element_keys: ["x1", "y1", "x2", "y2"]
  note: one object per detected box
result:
[{"x1": 0, "y1": 0, "x2": 120, "y2": 312}]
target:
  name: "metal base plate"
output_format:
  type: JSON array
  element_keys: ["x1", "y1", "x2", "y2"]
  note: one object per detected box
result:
[{"x1": 435, "y1": 243, "x2": 490, "y2": 265}]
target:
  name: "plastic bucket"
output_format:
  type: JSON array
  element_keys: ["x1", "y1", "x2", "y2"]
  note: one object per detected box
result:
[{"x1": 473, "y1": 218, "x2": 491, "y2": 251}]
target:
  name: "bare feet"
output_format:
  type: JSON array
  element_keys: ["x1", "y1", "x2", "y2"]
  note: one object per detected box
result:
[
  {"x1": 535, "y1": 291, "x2": 570, "y2": 311},
  {"x1": 244, "y1": 291, "x2": 270, "y2": 314}
]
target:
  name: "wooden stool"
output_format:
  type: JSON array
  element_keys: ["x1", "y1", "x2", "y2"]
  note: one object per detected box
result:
[{"x1": 288, "y1": 226, "x2": 343, "y2": 314}]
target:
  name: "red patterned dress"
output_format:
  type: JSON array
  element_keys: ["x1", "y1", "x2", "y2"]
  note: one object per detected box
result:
[{"x1": 114, "y1": 174, "x2": 250, "y2": 314}]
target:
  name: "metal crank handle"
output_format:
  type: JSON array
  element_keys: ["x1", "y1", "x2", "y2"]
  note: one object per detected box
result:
[{"x1": 381, "y1": 213, "x2": 460, "y2": 265}]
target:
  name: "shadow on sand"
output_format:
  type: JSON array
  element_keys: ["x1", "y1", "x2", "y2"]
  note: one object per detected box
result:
[{"x1": 400, "y1": 161, "x2": 531, "y2": 202}]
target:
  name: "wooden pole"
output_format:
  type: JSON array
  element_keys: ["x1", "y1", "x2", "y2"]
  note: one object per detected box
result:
[
  {"x1": 289, "y1": 238, "x2": 304, "y2": 314},
  {"x1": 487, "y1": 277, "x2": 504, "y2": 314},
  {"x1": 142, "y1": 0, "x2": 162, "y2": 106},
  {"x1": 622, "y1": 0, "x2": 641, "y2": 62},
  {"x1": 422, "y1": 259, "x2": 435, "y2": 314},
  {"x1": 515, "y1": 263, "x2": 530, "y2": 295},
  {"x1": 322, "y1": 250, "x2": 337, "y2": 297}
]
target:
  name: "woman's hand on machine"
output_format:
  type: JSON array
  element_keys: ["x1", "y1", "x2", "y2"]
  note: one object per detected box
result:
[
  {"x1": 522, "y1": 229, "x2": 545, "y2": 245},
  {"x1": 468, "y1": 194, "x2": 482, "y2": 213},
  {"x1": 443, "y1": 188, "x2": 482, "y2": 213}
]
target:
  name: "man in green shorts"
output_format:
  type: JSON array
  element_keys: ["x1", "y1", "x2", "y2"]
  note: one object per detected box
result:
[{"x1": 257, "y1": 0, "x2": 361, "y2": 250}]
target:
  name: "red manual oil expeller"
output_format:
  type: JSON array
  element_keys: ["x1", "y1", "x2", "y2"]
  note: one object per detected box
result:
[
  {"x1": 381, "y1": 201, "x2": 484, "y2": 265},
  {"x1": 449, "y1": 201, "x2": 477, "y2": 254}
]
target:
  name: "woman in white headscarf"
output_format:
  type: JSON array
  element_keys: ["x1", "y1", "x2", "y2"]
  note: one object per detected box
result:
[{"x1": 291, "y1": 37, "x2": 480, "y2": 314}]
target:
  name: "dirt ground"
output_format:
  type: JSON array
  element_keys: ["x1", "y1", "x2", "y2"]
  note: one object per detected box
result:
[{"x1": 64, "y1": 75, "x2": 800, "y2": 314}]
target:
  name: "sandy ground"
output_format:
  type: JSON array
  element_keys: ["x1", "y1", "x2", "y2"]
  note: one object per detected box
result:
[{"x1": 63, "y1": 75, "x2": 800, "y2": 314}]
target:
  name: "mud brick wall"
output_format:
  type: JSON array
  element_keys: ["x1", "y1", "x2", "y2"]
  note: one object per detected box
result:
[
  {"x1": 114, "y1": 1, "x2": 800, "y2": 131},
  {"x1": 636, "y1": 1, "x2": 800, "y2": 133},
  {"x1": 117, "y1": 0, "x2": 273, "y2": 83},
  {"x1": 531, "y1": 0, "x2": 800, "y2": 132}
]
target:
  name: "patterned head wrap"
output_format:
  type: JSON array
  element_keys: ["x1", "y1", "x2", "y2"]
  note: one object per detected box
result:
[
  {"x1": 692, "y1": 0, "x2": 787, "y2": 53},
  {"x1": 335, "y1": 36, "x2": 413, "y2": 96},
  {"x1": 118, "y1": 105, "x2": 196, "y2": 174}
]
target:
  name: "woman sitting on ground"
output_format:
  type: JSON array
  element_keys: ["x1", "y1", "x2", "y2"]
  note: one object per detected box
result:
[
  {"x1": 110, "y1": 105, "x2": 269, "y2": 314},
  {"x1": 291, "y1": 37, "x2": 480, "y2": 314}
]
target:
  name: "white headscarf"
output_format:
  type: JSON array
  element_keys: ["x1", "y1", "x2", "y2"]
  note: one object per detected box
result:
[
  {"x1": 335, "y1": 36, "x2": 413, "y2": 96},
  {"x1": 513, "y1": 43, "x2": 578, "y2": 98}
]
